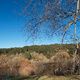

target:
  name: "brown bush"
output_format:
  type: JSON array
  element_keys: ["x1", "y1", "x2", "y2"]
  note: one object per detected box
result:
[
  {"x1": 19, "y1": 65, "x2": 34, "y2": 76},
  {"x1": 33, "y1": 62, "x2": 46, "y2": 75},
  {"x1": 31, "y1": 53, "x2": 49, "y2": 63},
  {"x1": 0, "y1": 60, "x2": 19, "y2": 78},
  {"x1": 51, "y1": 51, "x2": 73, "y2": 75},
  {"x1": 75, "y1": 55, "x2": 80, "y2": 75},
  {"x1": 6, "y1": 59, "x2": 19, "y2": 77},
  {"x1": 0, "y1": 56, "x2": 32, "y2": 78},
  {"x1": 12, "y1": 56, "x2": 26, "y2": 66},
  {"x1": 55, "y1": 50, "x2": 70, "y2": 59},
  {"x1": 19, "y1": 60, "x2": 34, "y2": 76},
  {"x1": 0, "y1": 56, "x2": 3, "y2": 61}
]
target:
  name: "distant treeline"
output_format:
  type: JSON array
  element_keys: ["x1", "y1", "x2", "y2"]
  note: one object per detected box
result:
[{"x1": 0, "y1": 44, "x2": 80, "y2": 57}]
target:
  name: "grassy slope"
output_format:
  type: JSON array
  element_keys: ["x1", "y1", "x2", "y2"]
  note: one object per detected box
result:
[{"x1": 6, "y1": 75, "x2": 80, "y2": 80}]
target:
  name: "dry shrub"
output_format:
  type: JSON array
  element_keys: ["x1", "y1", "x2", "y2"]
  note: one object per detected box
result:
[
  {"x1": 6, "y1": 59, "x2": 19, "y2": 76},
  {"x1": 0, "y1": 56, "x2": 25, "y2": 78},
  {"x1": 0, "y1": 59, "x2": 19, "y2": 78},
  {"x1": 52, "y1": 51, "x2": 72, "y2": 75},
  {"x1": 33, "y1": 62, "x2": 56, "y2": 75},
  {"x1": 75, "y1": 55, "x2": 80, "y2": 75},
  {"x1": 19, "y1": 60, "x2": 34, "y2": 76},
  {"x1": 53, "y1": 50, "x2": 70, "y2": 64},
  {"x1": 30, "y1": 52, "x2": 39, "y2": 57},
  {"x1": 0, "y1": 56, "x2": 3, "y2": 61},
  {"x1": 27, "y1": 51, "x2": 72, "y2": 76},
  {"x1": 0, "y1": 56, "x2": 32, "y2": 78},
  {"x1": 30, "y1": 52, "x2": 39, "y2": 60},
  {"x1": 55, "y1": 50, "x2": 70, "y2": 59},
  {"x1": 19, "y1": 64, "x2": 34, "y2": 76},
  {"x1": 31, "y1": 53, "x2": 49, "y2": 63},
  {"x1": 0, "y1": 66, "x2": 7, "y2": 78},
  {"x1": 50, "y1": 56, "x2": 55, "y2": 62},
  {"x1": 33, "y1": 62, "x2": 47, "y2": 75},
  {"x1": 50, "y1": 50, "x2": 70, "y2": 62},
  {"x1": 13, "y1": 56, "x2": 26, "y2": 66},
  {"x1": 37, "y1": 53, "x2": 49, "y2": 63}
]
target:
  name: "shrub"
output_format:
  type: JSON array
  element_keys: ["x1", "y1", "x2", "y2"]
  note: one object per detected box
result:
[
  {"x1": 0, "y1": 59, "x2": 19, "y2": 78},
  {"x1": 52, "y1": 51, "x2": 80, "y2": 75},
  {"x1": 23, "y1": 52, "x2": 31, "y2": 59},
  {"x1": 0, "y1": 56, "x2": 3, "y2": 61},
  {"x1": 33, "y1": 62, "x2": 48, "y2": 75},
  {"x1": 50, "y1": 51, "x2": 72, "y2": 75},
  {"x1": 75, "y1": 55, "x2": 80, "y2": 75},
  {"x1": 19, "y1": 61, "x2": 34, "y2": 76},
  {"x1": 30, "y1": 52, "x2": 39, "y2": 60}
]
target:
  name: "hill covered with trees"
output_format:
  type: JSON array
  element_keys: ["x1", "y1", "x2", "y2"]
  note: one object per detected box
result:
[{"x1": 0, "y1": 43, "x2": 80, "y2": 58}]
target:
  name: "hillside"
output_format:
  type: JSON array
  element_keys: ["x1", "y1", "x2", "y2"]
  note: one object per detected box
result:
[{"x1": 0, "y1": 44, "x2": 80, "y2": 79}]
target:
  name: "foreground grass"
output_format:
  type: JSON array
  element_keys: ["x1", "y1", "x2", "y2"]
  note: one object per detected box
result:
[
  {"x1": 6, "y1": 75, "x2": 80, "y2": 80},
  {"x1": 5, "y1": 75, "x2": 40, "y2": 80}
]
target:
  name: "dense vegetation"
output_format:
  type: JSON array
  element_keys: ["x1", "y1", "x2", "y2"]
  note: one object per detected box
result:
[
  {"x1": 0, "y1": 44, "x2": 80, "y2": 80},
  {"x1": 0, "y1": 43, "x2": 80, "y2": 58}
]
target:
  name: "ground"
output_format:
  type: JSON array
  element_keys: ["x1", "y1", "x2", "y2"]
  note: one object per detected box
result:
[{"x1": 6, "y1": 75, "x2": 80, "y2": 80}]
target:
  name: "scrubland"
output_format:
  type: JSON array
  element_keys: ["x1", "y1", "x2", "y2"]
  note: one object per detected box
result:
[{"x1": 0, "y1": 44, "x2": 80, "y2": 80}]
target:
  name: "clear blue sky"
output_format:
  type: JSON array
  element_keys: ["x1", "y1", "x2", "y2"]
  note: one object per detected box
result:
[
  {"x1": 1, "y1": 0, "x2": 80, "y2": 48},
  {"x1": 0, "y1": 0, "x2": 61, "y2": 48}
]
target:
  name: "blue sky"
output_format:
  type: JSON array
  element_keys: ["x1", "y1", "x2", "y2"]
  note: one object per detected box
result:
[
  {"x1": 0, "y1": 0, "x2": 25, "y2": 48},
  {"x1": 1, "y1": 0, "x2": 80, "y2": 48},
  {"x1": 0, "y1": 0, "x2": 61, "y2": 48},
  {"x1": 0, "y1": 0, "x2": 28, "y2": 48}
]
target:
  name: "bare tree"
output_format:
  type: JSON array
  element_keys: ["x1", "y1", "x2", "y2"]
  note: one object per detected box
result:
[
  {"x1": 15, "y1": 0, "x2": 80, "y2": 73},
  {"x1": 15, "y1": 0, "x2": 80, "y2": 42}
]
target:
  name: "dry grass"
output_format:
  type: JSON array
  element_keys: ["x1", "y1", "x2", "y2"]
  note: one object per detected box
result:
[{"x1": 6, "y1": 75, "x2": 80, "y2": 80}]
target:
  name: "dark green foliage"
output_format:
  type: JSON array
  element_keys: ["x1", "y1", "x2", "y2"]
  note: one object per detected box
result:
[
  {"x1": 23, "y1": 52, "x2": 31, "y2": 59},
  {"x1": 0, "y1": 48, "x2": 25, "y2": 55},
  {"x1": 0, "y1": 44, "x2": 80, "y2": 58}
]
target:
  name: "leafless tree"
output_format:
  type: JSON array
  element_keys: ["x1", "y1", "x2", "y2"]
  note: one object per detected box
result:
[
  {"x1": 15, "y1": 0, "x2": 80, "y2": 42},
  {"x1": 15, "y1": 0, "x2": 80, "y2": 73}
]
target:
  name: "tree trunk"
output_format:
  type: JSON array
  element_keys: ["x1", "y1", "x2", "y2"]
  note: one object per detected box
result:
[{"x1": 72, "y1": 0, "x2": 79, "y2": 74}]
